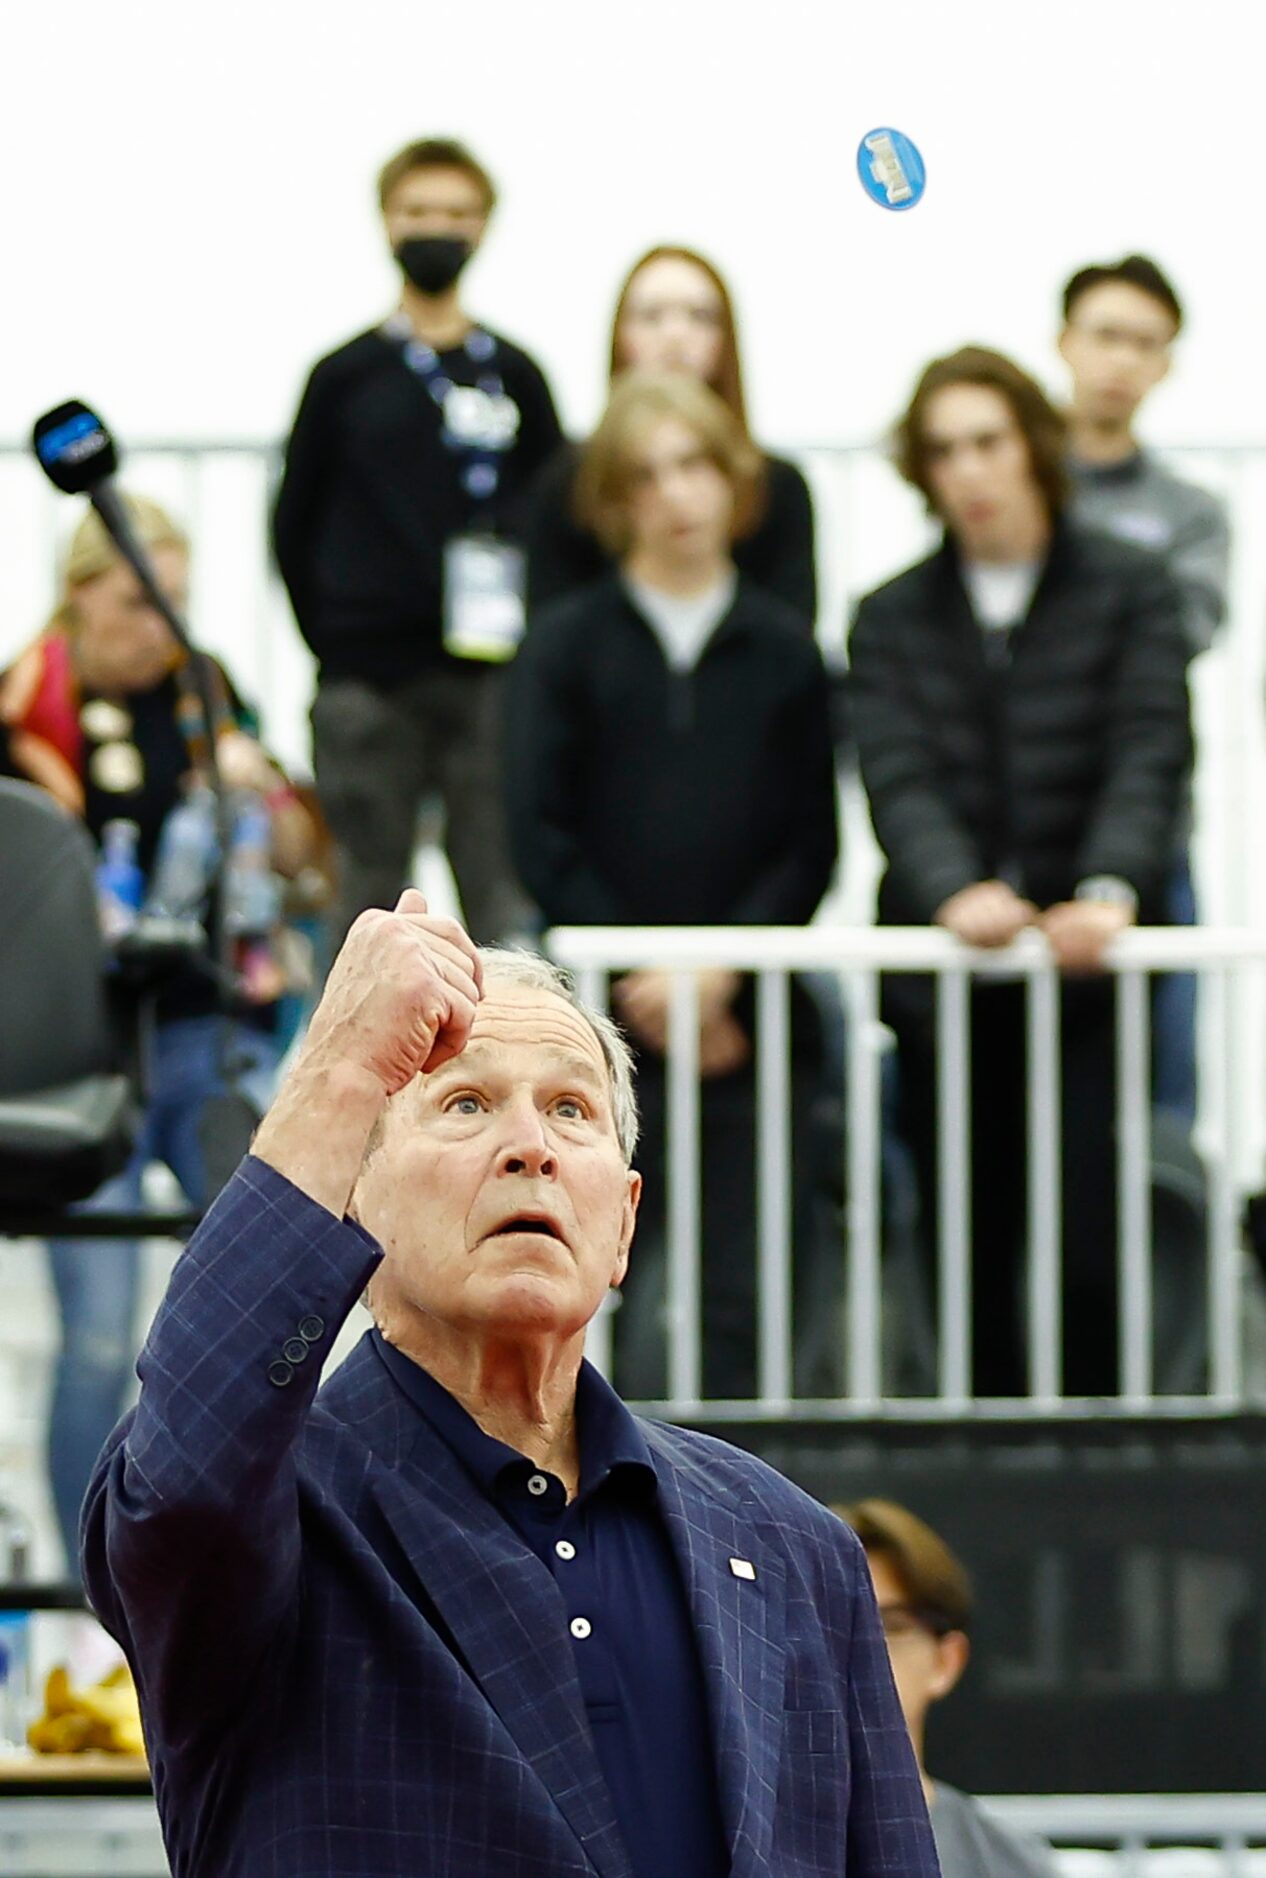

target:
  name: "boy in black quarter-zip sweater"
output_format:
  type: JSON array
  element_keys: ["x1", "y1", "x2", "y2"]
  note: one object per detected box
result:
[{"x1": 506, "y1": 372, "x2": 838, "y2": 1401}]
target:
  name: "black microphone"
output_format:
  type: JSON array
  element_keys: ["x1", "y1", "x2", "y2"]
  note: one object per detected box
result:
[
  {"x1": 31, "y1": 401, "x2": 117, "y2": 492},
  {"x1": 31, "y1": 401, "x2": 193, "y2": 655}
]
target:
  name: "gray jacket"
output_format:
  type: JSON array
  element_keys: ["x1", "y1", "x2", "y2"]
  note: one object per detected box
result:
[
  {"x1": 932, "y1": 1782, "x2": 1057, "y2": 1878},
  {"x1": 1070, "y1": 449, "x2": 1230, "y2": 655}
]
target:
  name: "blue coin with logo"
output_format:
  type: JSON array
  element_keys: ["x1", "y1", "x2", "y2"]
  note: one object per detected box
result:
[{"x1": 857, "y1": 127, "x2": 926, "y2": 211}]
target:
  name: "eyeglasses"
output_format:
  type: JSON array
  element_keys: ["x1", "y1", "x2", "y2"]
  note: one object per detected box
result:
[
  {"x1": 1066, "y1": 321, "x2": 1170, "y2": 360},
  {"x1": 877, "y1": 1602, "x2": 955, "y2": 1644}
]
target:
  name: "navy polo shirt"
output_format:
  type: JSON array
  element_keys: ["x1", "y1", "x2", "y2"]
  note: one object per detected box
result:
[{"x1": 371, "y1": 1333, "x2": 729, "y2": 1878}]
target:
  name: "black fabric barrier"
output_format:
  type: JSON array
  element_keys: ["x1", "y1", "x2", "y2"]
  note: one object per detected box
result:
[{"x1": 690, "y1": 1415, "x2": 1266, "y2": 1793}]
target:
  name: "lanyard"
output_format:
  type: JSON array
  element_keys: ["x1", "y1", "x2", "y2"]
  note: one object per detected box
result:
[{"x1": 381, "y1": 314, "x2": 515, "y2": 503}]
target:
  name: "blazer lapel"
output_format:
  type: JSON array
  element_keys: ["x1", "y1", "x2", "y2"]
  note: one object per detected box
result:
[
  {"x1": 368, "y1": 1440, "x2": 632, "y2": 1878},
  {"x1": 642, "y1": 1425, "x2": 787, "y2": 1878}
]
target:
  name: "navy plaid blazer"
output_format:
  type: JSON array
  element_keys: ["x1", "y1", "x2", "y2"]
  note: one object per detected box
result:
[{"x1": 83, "y1": 1157, "x2": 940, "y2": 1878}]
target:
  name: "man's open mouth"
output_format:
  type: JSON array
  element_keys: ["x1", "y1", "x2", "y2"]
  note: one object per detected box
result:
[{"x1": 491, "y1": 1216, "x2": 564, "y2": 1241}]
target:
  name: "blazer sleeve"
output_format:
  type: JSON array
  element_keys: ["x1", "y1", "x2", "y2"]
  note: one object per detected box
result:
[
  {"x1": 1075, "y1": 560, "x2": 1193, "y2": 899},
  {"x1": 723, "y1": 643, "x2": 839, "y2": 923},
  {"x1": 503, "y1": 618, "x2": 626, "y2": 924},
  {"x1": 840, "y1": 1536, "x2": 943, "y2": 1874},
  {"x1": 272, "y1": 361, "x2": 339, "y2": 656},
  {"x1": 849, "y1": 590, "x2": 986, "y2": 921},
  {"x1": 81, "y1": 1156, "x2": 382, "y2": 1753}
]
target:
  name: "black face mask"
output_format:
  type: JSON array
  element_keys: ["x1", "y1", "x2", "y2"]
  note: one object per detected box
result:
[{"x1": 394, "y1": 235, "x2": 472, "y2": 295}]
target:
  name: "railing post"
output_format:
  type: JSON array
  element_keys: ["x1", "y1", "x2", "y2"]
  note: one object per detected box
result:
[
  {"x1": 575, "y1": 967, "x2": 614, "y2": 1380},
  {"x1": 1206, "y1": 966, "x2": 1243, "y2": 1402},
  {"x1": 936, "y1": 966, "x2": 972, "y2": 1405},
  {"x1": 666, "y1": 970, "x2": 702, "y2": 1403},
  {"x1": 844, "y1": 969, "x2": 883, "y2": 1405},
  {"x1": 1027, "y1": 959, "x2": 1063, "y2": 1401},
  {"x1": 1116, "y1": 969, "x2": 1154, "y2": 1400},
  {"x1": 755, "y1": 970, "x2": 793, "y2": 1405}
]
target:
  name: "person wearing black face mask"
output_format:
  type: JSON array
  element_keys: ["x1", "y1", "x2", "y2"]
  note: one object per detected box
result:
[
  {"x1": 275, "y1": 137, "x2": 563, "y2": 952},
  {"x1": 395, "y1": 233, "x2": 473, "y2": 296}
]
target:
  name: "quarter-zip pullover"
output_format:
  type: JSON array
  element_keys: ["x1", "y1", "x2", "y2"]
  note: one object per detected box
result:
[{"x1": 505, "y1": 575, "x2": 838, "y2": 928}]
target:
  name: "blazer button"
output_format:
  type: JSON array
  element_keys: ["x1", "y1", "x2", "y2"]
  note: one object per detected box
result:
[
  {"x1": 298, "y1": 1315, "x2": 325, "y2": 1343},
  {"x1": 283, "y1": 1338, "x2": 309, "y2": 1364},
  {"x1": 267, "y1": 1360, "x2": 295, "y2": 1388}
]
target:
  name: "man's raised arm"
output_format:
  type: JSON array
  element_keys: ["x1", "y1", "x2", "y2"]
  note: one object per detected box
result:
[{"x1": 81, "y1": 893, "x2": 482, "y2": 1750}]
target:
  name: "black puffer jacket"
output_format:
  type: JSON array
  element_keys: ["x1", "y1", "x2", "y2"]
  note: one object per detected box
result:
[{"x1": 849, "y1": 519, "x2": 1192, "y2": 925}]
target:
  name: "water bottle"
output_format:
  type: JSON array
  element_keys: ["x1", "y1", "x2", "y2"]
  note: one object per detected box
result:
[
  {"x1": 0, "y1": 1506, "x2": 32, "y2": 1752},
  {"x1": 224, "y1": 794, "x2": 282, "y2": 937},
  {"x1": 96, "y1": 819, "x2": 144, "y2": 940},
  {"x1": 144, "y1": 783, "x2": 219, "y2": 921}
]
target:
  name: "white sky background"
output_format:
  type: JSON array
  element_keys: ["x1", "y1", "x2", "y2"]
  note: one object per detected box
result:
[{"x1": 3, "y1": 0, "x2": 1264, "y2": 450}]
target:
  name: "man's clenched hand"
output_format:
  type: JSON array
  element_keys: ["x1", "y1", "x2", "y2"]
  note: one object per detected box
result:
[
  {"x1": 252, "y1": 891, "x2": 483, "y2": 1217},
  {"x1": 302, "y1": 890, "x2": 484, "y2": 1094}
]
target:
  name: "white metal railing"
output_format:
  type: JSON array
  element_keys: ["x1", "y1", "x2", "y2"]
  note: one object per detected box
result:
[
  {"x1": 987, "y1": 1794, "x2": 1266, "y2": 1875},
  {"x1": 548, "y1": 924, "x2": 1266, "y2": 1420},
  {"x1": 0, "y1": 1800, "x2": 165, "y2": 1876},
  {"x1": 0, "y1": 1794, "x2": 1261, "y2": 1877}
]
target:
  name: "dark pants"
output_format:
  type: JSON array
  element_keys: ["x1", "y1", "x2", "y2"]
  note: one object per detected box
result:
[
  {"x1": 311, "y1": 667, "x2": 528, "y2": 949},
  {"x1": 616, "y1": 1053, "x2": 826, "y2": 1401},
  {"x1": 888, "y1": 979, "x2": 1120, "y2": 1396},
  {"x1": 1153, "y1": 849, "x2": 1197, "y2": 1125}
]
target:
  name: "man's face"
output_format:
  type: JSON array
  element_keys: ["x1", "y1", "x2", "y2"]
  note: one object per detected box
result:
[
  {"x1": 383, "y1": 164, "x2": 488, "y2": 255},
  {"x1": 357, "y1": 983, "x2": 639, "y2": 1344},
  {"x1": 1059, "y1": 280, "x2": 1175, "y2": 428},
  {"x1": 622, "y1": 415, "x2": 735, "y2": 565},
  {"x1": 866, "y1": 1550, "x2": 967, "y2": 1742},
  {"x1": 921, "y1": 383, "x2": 1042, "y2": 557}
]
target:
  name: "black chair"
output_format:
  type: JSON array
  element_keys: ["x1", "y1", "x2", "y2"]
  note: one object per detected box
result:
[{"x1": 0, "y1": 779, "x2": 139, "y2": 1220}]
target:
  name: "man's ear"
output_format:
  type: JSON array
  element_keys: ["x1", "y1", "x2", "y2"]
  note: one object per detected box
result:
[
  {"x1": 928, "y1": 1630, "x2": 970, "y2": 1703},
  {"x1": 612, "y1": 1168, "x2": 641, "y2": 1289},
  {"x1": 1056, "y1": 326, "x2": 1074, "y2": 368}
]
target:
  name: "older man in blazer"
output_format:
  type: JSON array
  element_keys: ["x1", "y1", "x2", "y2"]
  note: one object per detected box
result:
[{"x1": 82, "y1": 891, "x2": 939, "y2": 1878}]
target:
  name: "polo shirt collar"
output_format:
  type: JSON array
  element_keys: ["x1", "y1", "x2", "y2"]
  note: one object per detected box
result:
[{"x1": 371, "y1": 1331, "x2": 657, "y2": 1506}]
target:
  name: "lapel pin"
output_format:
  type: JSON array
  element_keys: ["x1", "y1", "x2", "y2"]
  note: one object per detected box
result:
[{"x1": 729, "y1": 1557, "x2": 757, "y2": 1581}]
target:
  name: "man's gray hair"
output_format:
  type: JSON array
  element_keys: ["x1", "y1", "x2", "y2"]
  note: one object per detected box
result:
[{"x1": 478, "y1": 948, "x2": 639, "y2": 1161}]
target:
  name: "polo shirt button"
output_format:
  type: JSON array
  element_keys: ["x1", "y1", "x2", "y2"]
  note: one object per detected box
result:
[
  {"x1": 282, "y1": 1338, "x2": 309, "y2": 1364},
  {"x1": 298, "y1": 1315, "x2": 325, "y2": 1343},
  {"x1": 267, "y1": 1360, "x2": 294, "y2": 1388},
  {"x1": 555, "y1": 1540, "x2": 576, "y2": 1561},
  {"x1": 569, "y1": 1617, "x2": 592, "y2": 1640},
  {"x1": 527, "y1": 1474, "x2": 549, "y2": 1497}
]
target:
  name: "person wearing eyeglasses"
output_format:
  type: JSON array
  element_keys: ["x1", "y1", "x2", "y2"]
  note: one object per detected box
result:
[
  {"x1": 1060, "y1": 254, "x2": 1228, "y2": 658},
  {"x1": 835, "y1": 1499, "x2": 1056, "y2": 1878},
  {"x1": 1060, "y1": 254, "x2": 1229, "y2": 1132}
]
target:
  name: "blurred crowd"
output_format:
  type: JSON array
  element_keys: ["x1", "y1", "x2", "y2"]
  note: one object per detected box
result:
[{"x1": 0, "y1": 140, "x2": 1230, "y2": 1842}]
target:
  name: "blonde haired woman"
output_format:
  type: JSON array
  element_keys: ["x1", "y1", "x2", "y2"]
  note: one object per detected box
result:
[{"x1": 0, "y1": 495, "x2": 316, "y2": 1570}]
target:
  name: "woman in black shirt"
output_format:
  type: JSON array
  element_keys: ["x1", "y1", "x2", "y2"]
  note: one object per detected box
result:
[{"x1": 524, "y1": 246, "x2": 817, "y2": 625}]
